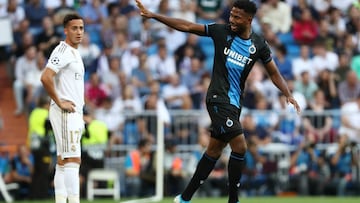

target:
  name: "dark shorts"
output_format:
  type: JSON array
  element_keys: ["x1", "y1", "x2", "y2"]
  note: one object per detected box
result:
[{"x1": 206, "y1": 102, "x2": 243, "y2": 143}]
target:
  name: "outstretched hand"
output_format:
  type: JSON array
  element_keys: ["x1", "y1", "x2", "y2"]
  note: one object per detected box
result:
[
  {"x1": 286, "y1": 96, "x2": 301, "y2": 114},
  {"x1": 135, "y1": 0, "x2": 153, "y2": 18}
]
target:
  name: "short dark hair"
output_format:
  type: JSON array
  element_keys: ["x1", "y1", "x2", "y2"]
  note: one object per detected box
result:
[
  {"x1": 233, "y1": 0, "x2": 257, "y2": 16},
  {"x1": 63, "y1": 13, "x2": 83, "y2": 28}
]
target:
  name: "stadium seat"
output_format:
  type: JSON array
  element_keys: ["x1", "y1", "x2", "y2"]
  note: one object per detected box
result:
[{"x1": 87, "y1": 169, "x2": 120, "y2": 201}]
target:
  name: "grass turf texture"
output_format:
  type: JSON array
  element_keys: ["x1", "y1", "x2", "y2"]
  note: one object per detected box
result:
[{"x1": 9, "y1": 197, "x2": 360, "y2": 203}]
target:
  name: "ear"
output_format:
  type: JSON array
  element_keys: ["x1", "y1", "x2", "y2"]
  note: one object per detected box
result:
[{"x1": 63, "y1": 27, "x2": 67, "y2": 36}]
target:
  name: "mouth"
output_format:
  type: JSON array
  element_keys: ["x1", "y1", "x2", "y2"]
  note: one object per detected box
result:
[{"x1": 230, "y1": 24, "x2": 237, "y2": 31}]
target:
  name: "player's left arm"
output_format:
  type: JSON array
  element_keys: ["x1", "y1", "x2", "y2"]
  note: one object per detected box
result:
[{"x1": 264, "y1": 60, "x2": 301, "y2": 113}]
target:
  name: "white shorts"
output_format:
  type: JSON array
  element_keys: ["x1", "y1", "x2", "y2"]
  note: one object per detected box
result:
[{"x1": 49, "y1": 104, "x2": 84, "y2": 159}]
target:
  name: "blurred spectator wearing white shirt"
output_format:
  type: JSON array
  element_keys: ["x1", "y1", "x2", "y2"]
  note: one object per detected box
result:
[
  {"x1": 162, "y1": 74, "x2": 192, "y2": 110},
  {"x1": 338, "y1": 94, "x2": 360, "y2": 144},
  {"x1": 311, "y1": 40, "x2": 339, "y2": 74},
  {"x1": 24, "y1": 51, "x2": 46, "y2": 112},
  {"x1": 258, "y1": 0, "x2": 292, "y2": 34},
  {"x1": 13, "y1": 46, "x2": 37, "y2": 116},
  {"x1": 292, "y1": 45, "x2": 315, "y2": 80},
  {"x1": 147, "y1": 43, "x2": 176, "y2": 85},
  {"x1": 121, "y1": 40, "x2": 142, "y2": 78},
  {"x1": 0, "y1": 0, "x2": 25, "y2": 32}
]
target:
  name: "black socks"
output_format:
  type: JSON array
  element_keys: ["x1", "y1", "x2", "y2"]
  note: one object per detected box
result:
[
  {"x1": 181, "y1": 153, "x2": 218, "y2": 201},
  {"x1": 228, "y1": 151, "x2": 245, "y2": 203}
]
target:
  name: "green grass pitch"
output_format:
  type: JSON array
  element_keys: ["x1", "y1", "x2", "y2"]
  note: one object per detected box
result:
[{"x1": 10, "y1": 197, "x2": 360, "y2": 203}]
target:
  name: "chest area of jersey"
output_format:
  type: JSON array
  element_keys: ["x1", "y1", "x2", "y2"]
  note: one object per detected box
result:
[
  {"x1": 67, "y1": 51, "x2": 85, "y2": 79},
  {"x1": 223, "y1": 37, "x2": 256, "y2": 70}
]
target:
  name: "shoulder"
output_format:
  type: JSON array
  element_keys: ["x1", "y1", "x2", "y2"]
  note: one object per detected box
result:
[
  {"x1": 206, "y1": 23, "x2": 230, "y2": 36},
  {"x1": 250, "y1": 32, "x2": 268, "y2": 46}
]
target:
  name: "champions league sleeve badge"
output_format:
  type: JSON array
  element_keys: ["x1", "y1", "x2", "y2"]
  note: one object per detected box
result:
[{"x1": 51, "y1": 57, "x2": 60, "y2": 65}]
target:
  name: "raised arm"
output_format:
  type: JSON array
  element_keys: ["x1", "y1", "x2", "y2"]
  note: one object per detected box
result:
[
  {"x1": 135, "y1": 0, "x2": 206, "y2": 35},
  {"x1": 264, "y1": 59, "x2": 301, "y2": 114}
]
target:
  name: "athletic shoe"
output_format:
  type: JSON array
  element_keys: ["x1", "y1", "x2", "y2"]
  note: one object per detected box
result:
[{"x1": 173, "y1": 195, "x2": 191, "y2": 203}]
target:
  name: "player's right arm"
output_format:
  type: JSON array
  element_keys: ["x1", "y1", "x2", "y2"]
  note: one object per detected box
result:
[
  {"x1": 41, "y1": 68, "x2": 76, "y2": 112},
  {"x1": 40, "y1": 68, "x2": 61, "y2": 106},
  {"x1": 135, "y1": 0, "x2": 205, "y2": 36}
]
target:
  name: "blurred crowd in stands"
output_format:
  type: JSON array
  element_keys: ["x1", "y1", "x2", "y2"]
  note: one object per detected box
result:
[{"x1": 1, "y1": 0, "x2": 360, "y2": 200}]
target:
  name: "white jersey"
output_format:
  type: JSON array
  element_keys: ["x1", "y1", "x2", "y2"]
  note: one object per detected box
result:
[{"x1": 46, "y1": 41, "x2": 85, "y2": 113}]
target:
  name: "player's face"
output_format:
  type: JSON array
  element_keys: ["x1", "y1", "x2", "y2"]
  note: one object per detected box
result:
[
  {"x1": 64, "y1": 19, "x2": 84, "y2": 48},
  {"x1": 229, "y1": 7, "x2": 251, "y2": 34}
]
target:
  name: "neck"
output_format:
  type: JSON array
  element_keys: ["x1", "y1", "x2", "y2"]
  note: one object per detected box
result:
[
  {"x1": 238, "y1": 28, "x2": 252, "y2": 39},
  {"x1": 65, "y1": 39, "x2": 78, "y2": 49}
]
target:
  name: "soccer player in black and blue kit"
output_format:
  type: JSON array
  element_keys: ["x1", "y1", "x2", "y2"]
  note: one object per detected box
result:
[{"x1": 135, "y1": 0, "x2": 301, "y2": 203}]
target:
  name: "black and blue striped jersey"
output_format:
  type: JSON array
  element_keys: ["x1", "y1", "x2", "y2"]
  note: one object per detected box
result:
[{"x1": 204, "y1": 23, "x2": 272, "y2": 109}]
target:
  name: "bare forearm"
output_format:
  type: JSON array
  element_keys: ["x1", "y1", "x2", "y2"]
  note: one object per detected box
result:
[
  {"x1": 270, "y1": 74, "x2": 291, "y2": 97},
  {"x1": 151, "y1": 13, "x2": 204, "y2": 35},
  {"x1": 41, "y1": 75, "x2": 61, "y2": 106}
]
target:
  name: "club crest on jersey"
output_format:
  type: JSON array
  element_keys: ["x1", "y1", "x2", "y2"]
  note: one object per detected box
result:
[
  {"x1": 249, "y1": 44, "x2": 256, "y2": 54},
  {"x1": 51, "y1": 57, "x2": 60, "y2": 65},
  {"x1": 226, "y1": 118, "x2": 233, "y2": 127}
]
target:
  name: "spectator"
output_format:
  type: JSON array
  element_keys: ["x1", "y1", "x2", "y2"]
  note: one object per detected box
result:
[
  {"x1": 142, "y1": 80, "x2": 171, "y2": 138},
  {"x1": 171, "y1": 0, "x2": 196, "y2": 23},
  {"x1": 0, "y1": 0, "x2": 25, "y2": 32},
  {"x1": 121, "y1": 40, "x2": 142, "y2": 78},
  {"x1": 273, "y1": 44, "x2": 293, "y2": 80},
  {"x1": 131, "y1": 52, "x2": 153, "y2": 98},
  {"x1": 10, "y1": 145, "x2": 34, "y2": 199},
  {"x1": 147, "y1": 43, "x2": 176, "y2": 85},
  {"x1": 258, "y1": 0, "x2": 292, "y2": 34},
  {"x1": 294, "y1": 71, "x2": 318, "y2": 104},
  {"x1": 292, "y1": 8, "x2": 318, "y2": 45},
  {"x1": 164, "y1": 138, "x2": 188, "y2": 196},
  {"x1": 100, "y1": 56, "x2": 122, "y2": 99},
  {"x1": 289, "y1": 142, "x2": 322, "y2": 195},
  {"x1": 334, "y1": 52, "x2": 352, "y2": 83},
  {"x1": 23, "y1": 51, "x2": 46, "y2": 112},
  {"x1": 311, "y1": 39, "x2": 339, "y2": 74},
  {"x1": 85, "y1": 72, "x2": 110, "y2": 110},
  {"x1": 181, "y1": 57, "x2": 208, "y2": 109},
  {"x1": 78, "y1": 31, "x2": 101, "y2": 80},
  {"x1": 338, "y1": 93, "x2": 360, "y2": 144},
  {"x1": 24, "y1": 0, "x2": 48, "y2": 36},
  {"x1": 78, "y1": 0, "x2": 107, "y2": 45},
  {"x1": 124, "y1": 138, "x2": 155, "y2": 197},
  {"x1": 196, "y1": 0, "x2": 223, "y2": 22},
  {"x1": 251, "y1": 96, "x2": 279, "y2": 145},
  {"x1": 241, "y1": 138, "x2": 268, "y2": 196},
  {"x1": 303, "y1": 89, "x2": 333, "y2": 143},
  {"x1": 162, "y1": 74, "x2": 192, "y2": 110},
  {"x1": 337, "y1": 70, "x2": 360, "y2": 105},
  {"x1": 291, "y1": 0, "x2": 318, "y2": 21},
  {"x1": 12, "y1": 45, "x2": 37, "y2": 116},
  {"x1": 317, "y1": 18, "x2": 337, "y2": 52},
  {"x1": 328, "y1": 7, "x2": 346, "y2": 40},
  {"x1": 272, "y1": 93, "x2": 303, "y2": 145},
  {"x1": 292, "y1": 44, "x2": 316, "y2": 80},
  {"x1": 36, "y1": 16, "x2": 62, "y2": 57},
  {"x1": 119, "y1": 84, "x2": 143, "y2": 145},
  {"x1": 328, "y1": 135, "x2": 359, "y2": 196},
  {"x1": 174, "y1": 34, "x2": 206, "y2": 74},
  {"x1": 316, "y1": 69, "x2": 340, "y2": 109}
]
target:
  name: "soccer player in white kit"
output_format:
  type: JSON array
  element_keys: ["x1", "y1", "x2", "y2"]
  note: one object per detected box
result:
[{"x1": 41, "y1": 13, "x2": 85, "y2": 203}]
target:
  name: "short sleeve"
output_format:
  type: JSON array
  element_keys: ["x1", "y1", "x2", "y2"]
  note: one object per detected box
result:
[
  {"x1": 46, "y1": 43, "x2": 74, "y2": 73},
  {"x1": 258, "y1": 40, "x2": 272, "y2": 64}
]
